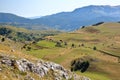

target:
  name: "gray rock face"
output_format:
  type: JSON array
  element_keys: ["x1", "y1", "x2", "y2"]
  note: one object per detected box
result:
[
  {"x1": 16, "y1": 59, "x2": 71, "y2": 79},
  {"x1": 1, "y1": 57, "x2": 12, "y2": 66},
  {"x1": 0, "y1": 54, "x2": 91, "y2": 80}
]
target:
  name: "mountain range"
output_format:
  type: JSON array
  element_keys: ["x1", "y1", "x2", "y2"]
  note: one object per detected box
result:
[{"x1": 0, "y1": 5, "x2": 120, "y2": 31}]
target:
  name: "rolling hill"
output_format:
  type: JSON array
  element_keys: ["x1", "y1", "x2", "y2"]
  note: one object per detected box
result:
[
  {"x1": 0, "y1": 13, "x2": 31, "y2": 23},
  {"x1": 0, "y1": 22, "x2": 120, "y2": 80},
  {"x1": 0, "y1": 24, "x2": 61, "y2": 42},
  {"x1": 23, "y1": 22, "x2": 120, "y2": 80},
  {"x1": 0, "y1": 13, "x2": 51, "y2": 30}
]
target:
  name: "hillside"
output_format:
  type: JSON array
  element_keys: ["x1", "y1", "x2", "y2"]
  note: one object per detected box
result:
[
  {"x1": 0, "y1": 26, "x2": 91, "y2": 80},
  {"x1": 0, "y1": 5, "x2": 120, "y2": 31},
  {"x1": 0, "y1": 22, "x2": 120, "y2": 80},
  {"x1": 0, "y1": 24, "x2": 61, "y2": 42},
  {"x1": 23, "y1": 22, "x2": 120, "y2": 80},
  {"x1": 0, "y1": 13, "x2": 51, "y2": 30},
  {"x1": 0, "y1": 36, "x2": 90, "y2": 80},
  {"x1": 0, "y1": 13, "x2": 31, "y2": 23},
  {"x1": 0, "y1": 23, "x2": 52, "y2": 30}
]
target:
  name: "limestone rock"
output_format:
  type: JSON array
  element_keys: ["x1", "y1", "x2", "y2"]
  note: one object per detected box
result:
[{"x1": 0, "y1": 54, "x2": 91, "y2": 80}]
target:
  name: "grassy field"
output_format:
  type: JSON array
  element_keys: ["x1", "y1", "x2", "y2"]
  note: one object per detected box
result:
[
  {"x1": 0, "y1": 22, "x2": 120, "y2": 80},
  {"x1": 76, "y1": 71, "x2": 110, "y2": 80},
  {"x1": 23, "y1": 22, "x2": 120, "y2": 80}
]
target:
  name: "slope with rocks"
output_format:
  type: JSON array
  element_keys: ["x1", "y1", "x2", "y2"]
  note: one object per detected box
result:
[
  {"x1": 0, "y1": 33, "x2": 90, "y2": 80},
  {"x1": 0, "y1": 53, "x2": 90, "y2": 80}
]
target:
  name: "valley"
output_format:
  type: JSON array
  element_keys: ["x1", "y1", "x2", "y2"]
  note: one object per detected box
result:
[
  {"x1": 1, "y1": 0, "x2": 120, "y2": 79},
  {"x1": 0, "y1": 22, "x2": 120, "y2": 80}
]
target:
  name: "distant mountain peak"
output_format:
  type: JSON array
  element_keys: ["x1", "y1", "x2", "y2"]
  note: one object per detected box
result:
[
  {"x1": 0, "y1": 5, "x2": 120, "y2": 31},
  {"x1": 74, "y1": 5, "x2": 120, "y2": 12}
]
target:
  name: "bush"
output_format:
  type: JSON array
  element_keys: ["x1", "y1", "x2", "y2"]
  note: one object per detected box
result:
[
  {"x1": 71, "y1": 43, "x2": 75, "y2": 48},
  {"x1": 55, "y1": 42, "x2": 62, "y2": 47},
  {"x1": 93, "y1": 46, "x2": 97, "y2": 50},
  {"x1": 81, "y1": 44, "x2": 84, "y2": 46},
  {"x1": 1, "y1": 38, "x2": 5, "y2": 42},
  {"x1": 81, "y1": 26, "x2": 85, "y2": 29},
  {"x1": 71, "y1": 59, "x2": 90, "y2": 73},
  {"x1": 0, "y1": 28, "x2": 12, "y2": 36},
  {"x1": 27, "y1": 46, "x2": 31, "y2": 51},
  {"x1": 81, "y1": 61, "x2": 89, "y2": 73}
]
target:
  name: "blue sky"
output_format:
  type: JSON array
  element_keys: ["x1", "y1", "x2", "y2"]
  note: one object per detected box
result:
[{"x1": 0, "y1": 0, "x2": 120, "y2": 17}]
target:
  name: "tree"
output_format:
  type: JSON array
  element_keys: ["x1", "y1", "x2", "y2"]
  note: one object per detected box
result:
[
  {"x1": 71, "y1": 43, "x2": 75, "y2": 48},
  {"x1": 71, "y1": 59, "x2": 90, "y2": 73},
  {"x1": 55, "y1": 42, "x2": 62, "y2": 47},
  {"x1": 93, "y1": 46, "x2": 97, "y2": 50},
  {"x1": 0, "y1": 28, "x2": 12, "y2": 36},
  {"x1": 59, "y1": 40, "x2": 63, "y2": 43},
  {"x1": 1, "y1": 38, "x2": 5, "y2": 42},
  {"x1": 27, "y1": 46, "x2": 31, "y2": 51},
  {"x1": 81, "y1": 61, "x2": 89, "y2": 73},
  {"x1": 81, "y1": 26, "x2": 85, "y2": 29},
  {"x1": 81, "y1": 44, "x2": 84, "y2": 46}
]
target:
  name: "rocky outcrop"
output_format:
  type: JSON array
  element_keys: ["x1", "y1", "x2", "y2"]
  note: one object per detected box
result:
[{"x1": 0, "y1": 54, "x2": 90, "y2": 80}]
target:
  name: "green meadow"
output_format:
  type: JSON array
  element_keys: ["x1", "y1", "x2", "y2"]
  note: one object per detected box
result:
[
  {"x1": 0, "y1": 22, "x2": 120, "y2": 80},
  {"x1": 24, "y1": 23, "x2": 120, "y2": 80}
]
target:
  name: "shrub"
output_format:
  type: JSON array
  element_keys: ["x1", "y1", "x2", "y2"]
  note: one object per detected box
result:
[
  {"x1": 71, "y1": 59, "x2": 90, "y2": 73},
  {"x1": 0, "y1": 28, "x2": 12, "y2": 36},
  {"x1": 81, "y1": 44, "x2": 84, "y2": 46},
  {"x1": 1, "y1": 38, "x2": 5, "y2": 42},
  {"x1": 81, "y1": 61, "x2": 89, "y2": 73},
  {"x1": 27, "y1": 46, "x2": 31, "y2": 51},
  {"x1": 71, "y1": 43, "x2": 75, "y2": 48},
  {"x1": 93, "y1": 46, "x2": 97, "y2": 50},
  {"x1": 55, "y1": 42, "x2": 62, "y2": 47},
  {"x1": 81, "y1": 26, "x2": 85, "y2": 29}
]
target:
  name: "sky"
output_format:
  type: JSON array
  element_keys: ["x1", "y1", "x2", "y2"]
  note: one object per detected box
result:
[{"x1": 0, "y1": 0, "x2": 120, "y2": 17}]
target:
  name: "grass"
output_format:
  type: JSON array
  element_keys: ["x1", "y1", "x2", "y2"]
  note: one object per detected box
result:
[
  {"x1": 0, "y1": 22, "x2": 120, "y2": 80},
  {"x1": 76, "y1": 71, "x2": 111, "y2": 80},
  {"x1": 26, "y1": 48, "x2": 64, "y2": 59},
  {"x1": 36, "y1": 40, "x2": 56, "y2": 48},
  {"x1": 24, "y1": 22, "x2": 120, "y2": 80}
]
